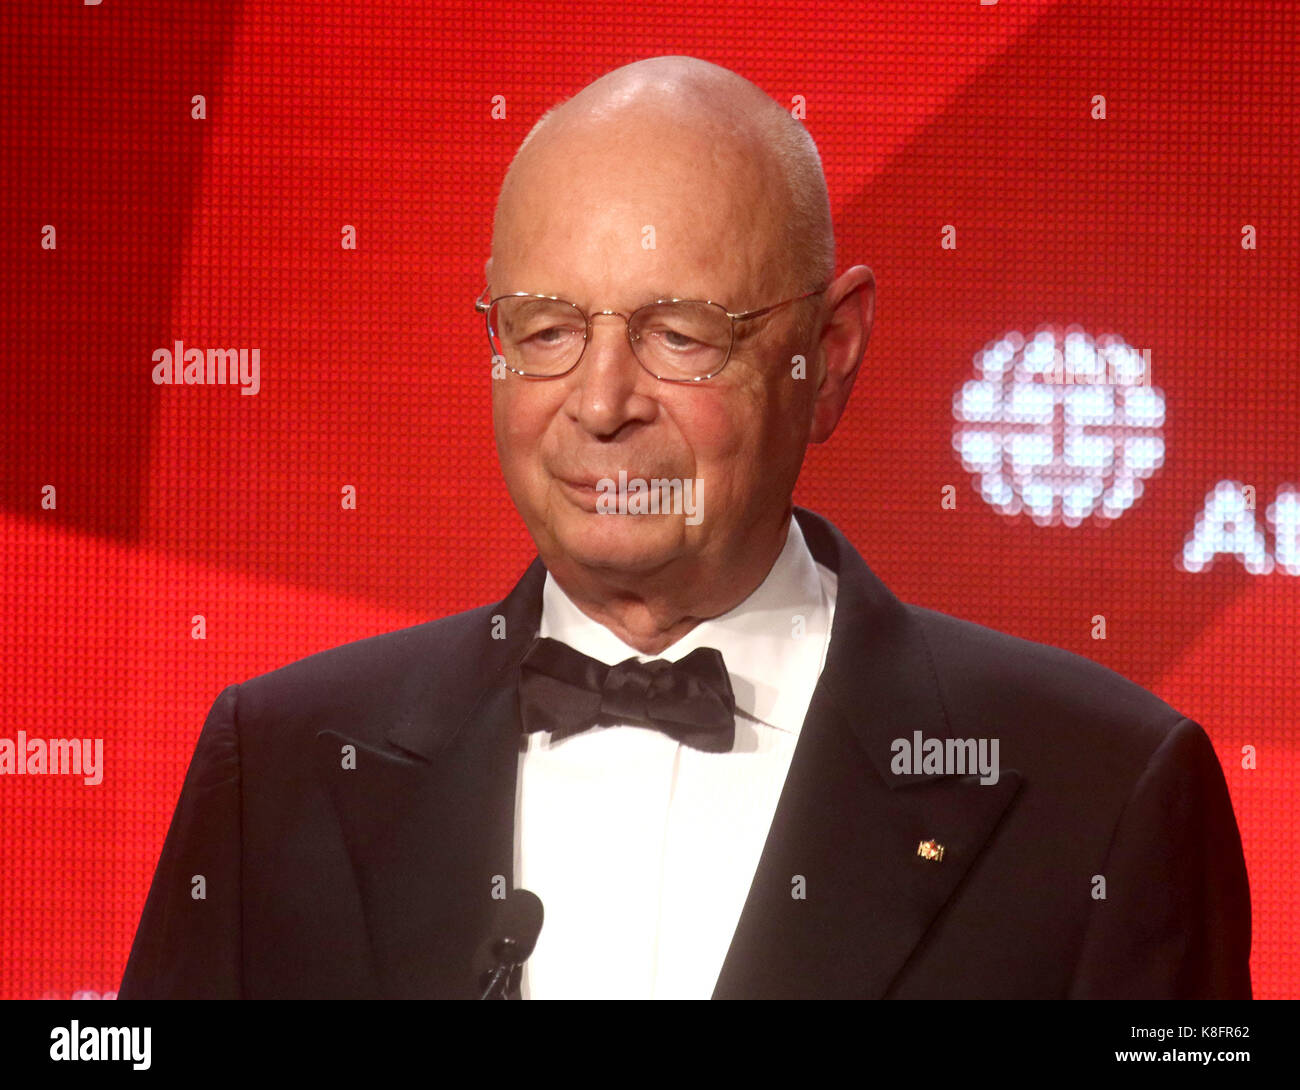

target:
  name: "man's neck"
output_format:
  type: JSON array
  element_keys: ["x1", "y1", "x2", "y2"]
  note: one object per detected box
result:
[{"x1": 544, "y1": 511, "x2": 793, "y2": 656}]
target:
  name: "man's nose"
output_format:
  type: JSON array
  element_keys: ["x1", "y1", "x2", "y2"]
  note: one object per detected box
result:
[{"x1": 571, "y1": 313, "x2": 657, "y2": 436}]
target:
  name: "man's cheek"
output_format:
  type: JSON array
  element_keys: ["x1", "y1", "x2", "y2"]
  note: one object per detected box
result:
[
  {"x1": 670, "y1": 393, "x2": 748, "y2": 453},
  {"x1": 495, "y1": 399, "x2": 543, "y2": 451}
]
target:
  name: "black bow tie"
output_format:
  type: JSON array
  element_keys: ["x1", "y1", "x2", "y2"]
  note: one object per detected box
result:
[{"x1": 517, "y1": 636, "x2": 736, "y2": 752}]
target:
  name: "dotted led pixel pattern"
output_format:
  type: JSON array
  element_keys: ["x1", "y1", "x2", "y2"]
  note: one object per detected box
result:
[{"x1": 1, "y1": 0, "x2": 1295, "y2": 998}]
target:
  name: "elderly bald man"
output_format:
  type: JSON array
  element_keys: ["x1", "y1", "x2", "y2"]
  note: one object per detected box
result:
[{"x1": 120, "y1": 56, "x2": 1250, "y2": 1000}]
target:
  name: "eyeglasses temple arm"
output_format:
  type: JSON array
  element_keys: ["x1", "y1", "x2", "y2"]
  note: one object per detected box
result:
[{"x1": 728, "y1": 284, "x2": 829, "y2": 322}]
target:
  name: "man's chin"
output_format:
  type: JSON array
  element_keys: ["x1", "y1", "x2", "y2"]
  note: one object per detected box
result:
[{"x1": 546, "y1": 511, "x2": 690, "y2": 576}]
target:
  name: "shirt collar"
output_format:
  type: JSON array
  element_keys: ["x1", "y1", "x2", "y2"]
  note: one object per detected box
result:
[{"x1": 538, "y1": 515, "x2": 834, "y2": 733}]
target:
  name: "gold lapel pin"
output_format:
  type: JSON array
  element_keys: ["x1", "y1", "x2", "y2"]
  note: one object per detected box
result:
[{"x1": 917, "y1": 839, "x2": 945, "y2": 862}]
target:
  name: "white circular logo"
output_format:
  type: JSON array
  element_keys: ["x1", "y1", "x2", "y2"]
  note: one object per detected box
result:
[{"x1": 952, "y1": 325, "x2": 1166, "y2": 526}]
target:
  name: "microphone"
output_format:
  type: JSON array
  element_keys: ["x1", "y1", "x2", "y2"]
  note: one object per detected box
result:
[{"x1": 477, "y1": 888, "x2": 544, "y2": 1000}]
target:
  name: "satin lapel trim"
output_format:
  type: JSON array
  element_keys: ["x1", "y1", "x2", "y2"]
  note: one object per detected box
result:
[
  {"x1": 315, "y1": 698, "x2": 520, "y2": 998},
  {"x1": 712, "y1": 509, "x2": 1025, "y2": 998},
  {"x1": 315, "y1": 557, "x2": 547, "y2": 998},
  {"x1": 712, "y1": 688, "x2": 1022, "y2": 998}
]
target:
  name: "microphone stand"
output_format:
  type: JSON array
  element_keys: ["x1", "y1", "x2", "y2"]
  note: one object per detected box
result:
[{"x1": 479, "y1": 937, "x2": 525, "y2": 1000}]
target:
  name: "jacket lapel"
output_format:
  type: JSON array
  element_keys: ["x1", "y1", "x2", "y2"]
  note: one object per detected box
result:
[
  {"x1": 316, "y1": 557, "x2": 546, "y2": 998},
  {"x1": 712, "y1": 509, "x2": 1023, "y2": 998}
]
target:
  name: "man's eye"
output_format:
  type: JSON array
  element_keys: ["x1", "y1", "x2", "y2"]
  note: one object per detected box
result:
[
  {"x1": 525, "y1": 325, "x2": 578, "y2": 346},
  {"x1": 652, "y1": 329, "x2": 703, "y2": 351}
]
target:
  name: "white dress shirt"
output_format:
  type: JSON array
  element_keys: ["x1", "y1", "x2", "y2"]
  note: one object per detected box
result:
[{"x1": 514, "y1": 515, "x2": 838, "y2": 999}]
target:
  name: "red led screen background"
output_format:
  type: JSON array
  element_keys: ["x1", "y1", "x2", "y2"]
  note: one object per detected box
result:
[{"x1": 2, "y1": 0, "x2": 1296, "y2": 999}]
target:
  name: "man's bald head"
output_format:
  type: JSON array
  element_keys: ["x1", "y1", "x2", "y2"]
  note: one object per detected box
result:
[
  {"x1": 492, "y1": 56, "x2": 834, "y2": 298},
  {"x1": 488, "y1": 58, "x2": 876, "y2": 651}
]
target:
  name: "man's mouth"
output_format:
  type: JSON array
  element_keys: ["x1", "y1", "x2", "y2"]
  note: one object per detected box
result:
[
  {"x1": 556, "y1": 472, "x2": 665, "y2": 491},
  {"x1": 554, "y1": 477, "x2": 605, "y2": 511},
  {"x1": 554, "y1": 473, "x2": 680, "y2": 513}
]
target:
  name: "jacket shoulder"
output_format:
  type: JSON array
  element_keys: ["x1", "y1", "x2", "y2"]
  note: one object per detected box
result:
[
  {"x1": 905, "y1": 603, "x2": 1189, "y2": 755},
  {"x1": 234, "y1": 602, "x2": 503, "y2": 727}
]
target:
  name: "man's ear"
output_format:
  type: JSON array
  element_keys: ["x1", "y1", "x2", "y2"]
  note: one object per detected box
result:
[
  {"x1": 810, "y1": 266, "x2": 875, "y2": 444},
  {"x1": 483, "y1": 255, "x2": 493, "y2": 289}
]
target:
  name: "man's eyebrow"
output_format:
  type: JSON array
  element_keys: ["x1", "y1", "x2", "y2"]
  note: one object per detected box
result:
[{"x1": 641, "y1": 288, "x2": 711, "y2": 303}]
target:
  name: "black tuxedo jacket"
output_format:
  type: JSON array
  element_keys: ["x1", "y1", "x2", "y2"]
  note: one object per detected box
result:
[{"x1": 118, "y1": 508, "x2": 1251, "y2": 998}]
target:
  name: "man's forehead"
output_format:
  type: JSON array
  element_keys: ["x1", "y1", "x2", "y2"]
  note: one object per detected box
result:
[
  {"x1": 495, "y1": 158, "x2": 782, "y2": 294},
  {"x1": 490, "y1": 243, "x2": 774, "y2": 312},
  {"x1": 498, "y1": 91, "x2": 789, "y2": 214}
]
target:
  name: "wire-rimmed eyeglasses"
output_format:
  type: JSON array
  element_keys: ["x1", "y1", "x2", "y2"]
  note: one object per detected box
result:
[{"x1": 474, "y1": 283, "x2": 829, "y2": 382}]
